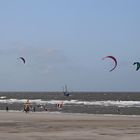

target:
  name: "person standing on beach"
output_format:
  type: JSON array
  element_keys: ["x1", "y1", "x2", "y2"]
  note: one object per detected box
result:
[
  {"x1": 33, "y1": 106, "x2": 36, "y2": 112},
  {"x1": 43, "y1": 105, "x2": 48, "y2": 111},
  {"x1": 6, "y1": 106, "x2": 9, "y2": 112},
  {"x1": 24, "y1": 99, "x2": 30, "y2": 113}
]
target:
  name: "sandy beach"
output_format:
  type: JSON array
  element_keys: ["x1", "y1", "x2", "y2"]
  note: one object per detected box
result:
[{"x1": 0, "y1": 111, "x2": 140, "y2": 140}]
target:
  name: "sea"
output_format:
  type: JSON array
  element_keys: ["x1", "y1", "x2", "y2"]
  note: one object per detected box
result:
[{"x1": 0, "y1": 92, "x2": 140, "y2": 115}]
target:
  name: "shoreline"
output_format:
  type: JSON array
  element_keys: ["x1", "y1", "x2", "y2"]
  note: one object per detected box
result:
[{"x1": 1, "y1": 109, "x2": 140, "y2": 116}]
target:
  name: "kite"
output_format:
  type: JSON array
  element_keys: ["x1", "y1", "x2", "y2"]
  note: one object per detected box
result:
[
  {"x1": 102, "y1": 56, "x2": 117, "y2": 72},
  {"x1": 133, "y1": 62, "x2": 140, "y2": 71},
  {"x1": 19, "y1": 57, "x2": 25, "y2": 64}
]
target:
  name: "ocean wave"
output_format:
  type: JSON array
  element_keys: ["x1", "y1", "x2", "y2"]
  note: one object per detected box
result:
[
  {"x1": 0, "y1": 96, "x2": 6, "y2": 99},
  {"x1": 0, "y1": 99, "x2": 140, "y2": 107}
]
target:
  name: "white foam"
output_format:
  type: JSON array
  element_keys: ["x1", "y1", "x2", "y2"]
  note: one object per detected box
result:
[
  {"x1": 0, "y1": 96, "x2": 6, "y2": 99},
  {"x1": 0, "y1": 99, "x2": 140, "y2": 107}
]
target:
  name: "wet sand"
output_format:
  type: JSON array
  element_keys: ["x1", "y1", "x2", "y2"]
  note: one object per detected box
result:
[{"x1": 0, "y1": 111, "x2": 140, "y2": 140}]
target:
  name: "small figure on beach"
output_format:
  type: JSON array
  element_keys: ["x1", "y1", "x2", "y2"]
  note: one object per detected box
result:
[
  {"x1": 117, "y1": 108, "x2": 121, "y2": 114},
  {"x1": 43, "y1": 105, "x2": 48, "y2": 111},
  {"x1": 6, "y1": 106, "x2": 9, "y2": 112},
  {"x1": 33, "y1": 106, "x2": 36, "y2": 112},
  {"x1": 24, "y1": 99, "x2": 30, "y2": 113},
  {"x1": 24, "y1": 105, "x2": 30, "y2": 113}
]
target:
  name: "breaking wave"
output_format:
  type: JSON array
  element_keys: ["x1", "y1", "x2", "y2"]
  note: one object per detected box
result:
[{"x1": 0, "y1": 99, "x2": 140, "y2": 107}]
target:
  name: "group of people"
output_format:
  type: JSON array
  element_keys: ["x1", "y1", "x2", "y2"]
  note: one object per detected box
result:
[
  {"x1": 23, "y1": 99, "x2": 63, "y2": 113},
  {"x1": 23, "y1": 99, "x2": 48, "y2": 113},
  {"x1": 56, "y1": 101, "x2": 64, "y2": 109},
  {"x1": 5, "y1": 99, "x2": 64, "y2": 113}
]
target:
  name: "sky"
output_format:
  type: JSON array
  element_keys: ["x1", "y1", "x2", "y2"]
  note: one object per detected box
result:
[{"x1": 0, "y1": 0, "x2": 139, "y2": 92}]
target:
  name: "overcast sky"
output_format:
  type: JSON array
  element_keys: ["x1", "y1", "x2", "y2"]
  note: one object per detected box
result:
[{"x1": 0, "y1": 0, "x2": 139, "y2": 92}]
